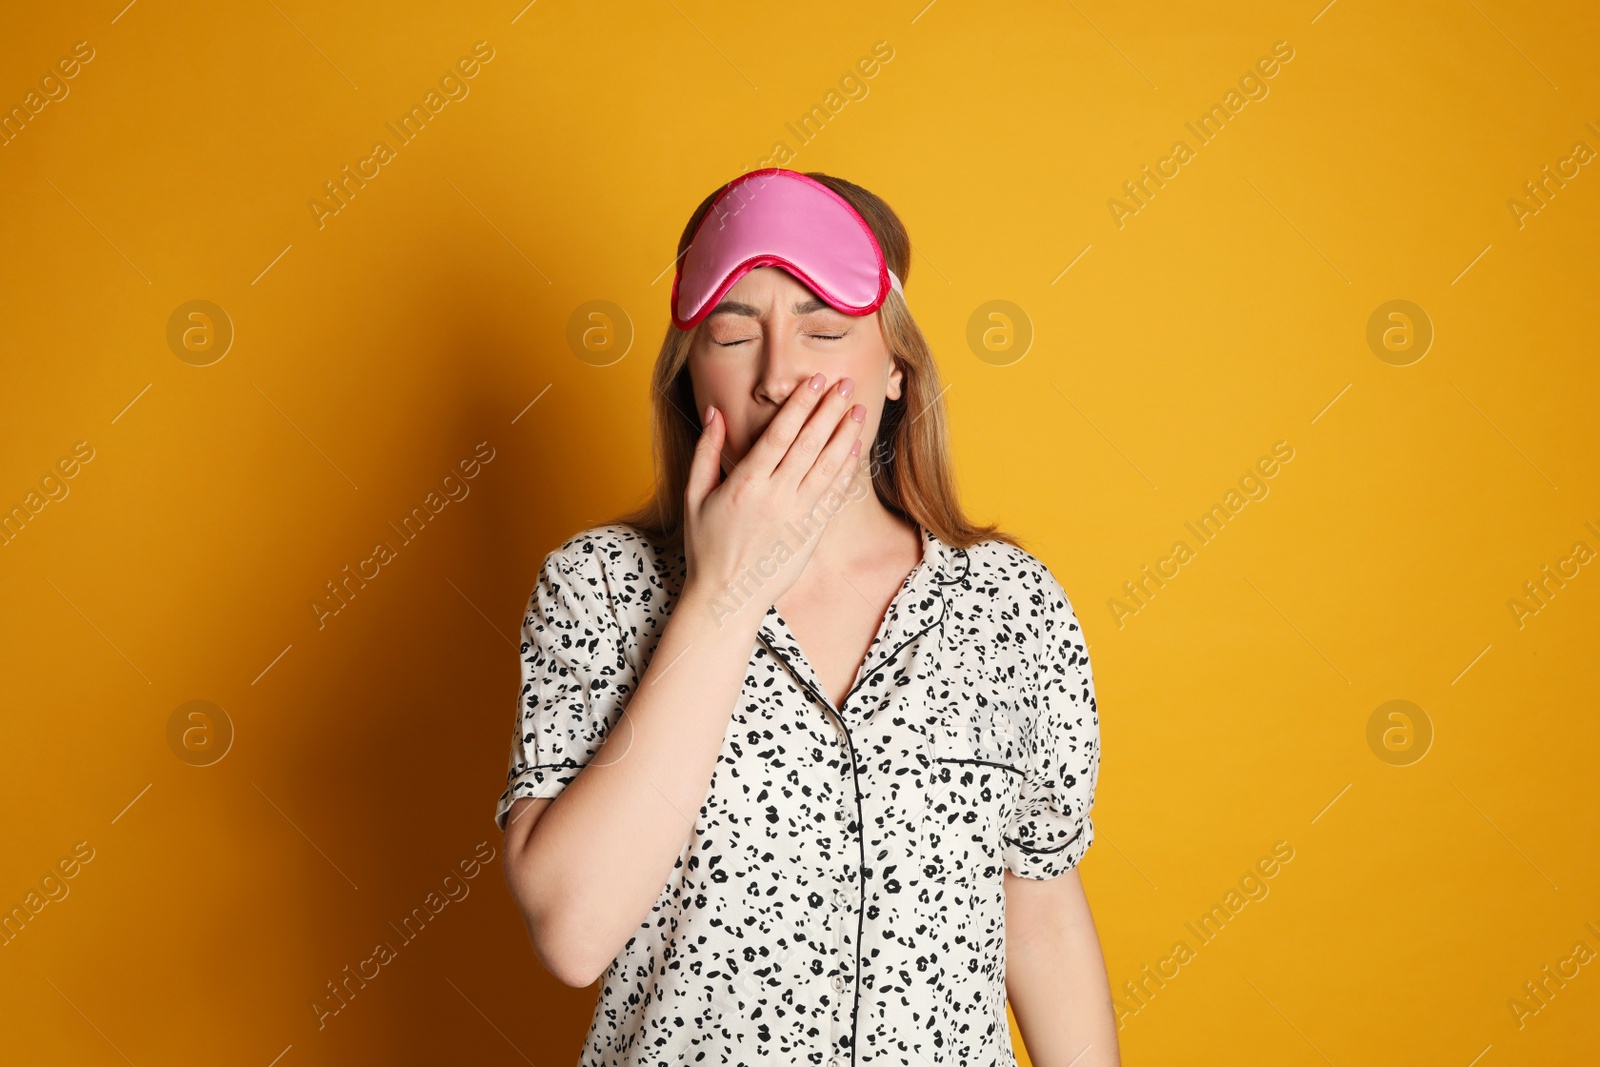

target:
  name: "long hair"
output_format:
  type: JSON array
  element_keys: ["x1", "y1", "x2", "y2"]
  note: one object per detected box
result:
[{"x1": 607, "y1": 171, "x2": 1019, "y2": 555}]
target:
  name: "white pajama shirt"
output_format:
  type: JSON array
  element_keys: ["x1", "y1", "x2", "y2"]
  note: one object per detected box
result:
[{"x1": 494, "y1": 522, "x2": 1101, "y2": 1067}]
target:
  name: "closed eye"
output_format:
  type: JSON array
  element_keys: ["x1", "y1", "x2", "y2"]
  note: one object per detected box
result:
[{"x1": 715, "y1": 334, "x2": 846, "y2": 347}]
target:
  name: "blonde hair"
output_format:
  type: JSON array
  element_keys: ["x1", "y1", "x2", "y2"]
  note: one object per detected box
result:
[{"x1": 608, "y1": 171, "x2": 1019, "y2": 555}]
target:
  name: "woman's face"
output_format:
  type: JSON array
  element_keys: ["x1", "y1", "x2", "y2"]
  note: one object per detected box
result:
[{"x1": 686, "y1": 266, "x2": 903, "y2": 476}]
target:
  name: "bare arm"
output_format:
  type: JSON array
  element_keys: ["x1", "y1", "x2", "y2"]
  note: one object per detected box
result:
[
  {"x1": 1004, "y1": 868, "x2": 1120, "y2": 1067},
  {"x1": 502, "y1": 373, "x2": 866, "y2": 987},
  {"x1": 502, "y1": 582, "x2": 769, "y2": 987}
]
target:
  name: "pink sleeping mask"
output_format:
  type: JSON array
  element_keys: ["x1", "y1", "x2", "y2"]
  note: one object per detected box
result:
[{"x1": 670, "y1": 168, "x2": 904, "y2": 331}]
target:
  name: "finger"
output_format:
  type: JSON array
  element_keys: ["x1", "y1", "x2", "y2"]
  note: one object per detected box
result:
[
  {"x1": 795, "y1": 401, "x2": 866, "y2": 505},
  {"x1": 684, "y1": 404, "x2": 725, "y2": 511},
  {"x1": 773, "y1": 376, "x2": 857, "y2": 488},
  {"x1": 730, "y1": 372, "x2": 828, "y2": 483},
  {"x1": 837, "y1": 438, "x2": 866, "y2": 495},
  {"x1": 827, "y1": 438, "x2": 866, "y2": 507}
]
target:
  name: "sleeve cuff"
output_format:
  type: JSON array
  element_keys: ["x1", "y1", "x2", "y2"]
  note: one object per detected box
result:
[
  {"x1": 493, "y1": 760, "x2": 582, "y2": 831},
  {"x1": 1002, "y1": 816, "x2": 1093, "y2": 880}
]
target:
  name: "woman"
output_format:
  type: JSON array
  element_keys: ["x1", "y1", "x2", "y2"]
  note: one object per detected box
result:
[{"x1": 497, "y1": 169, "x2": 1118, "y2": 1067}]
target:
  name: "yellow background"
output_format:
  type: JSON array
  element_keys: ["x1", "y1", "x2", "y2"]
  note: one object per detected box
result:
[{"x1": 3, "y1": 0, "x2": 1597, "y2": 1063}]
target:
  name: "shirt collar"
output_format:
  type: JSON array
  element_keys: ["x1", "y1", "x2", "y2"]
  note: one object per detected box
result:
[{"x1": 757, "y1": 522, "x2": 969, "y2": 715}]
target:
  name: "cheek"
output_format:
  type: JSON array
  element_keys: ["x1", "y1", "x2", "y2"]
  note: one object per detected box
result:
[
  {"x1": 838, "y1": 328, "x2": 892, "y2": 386},
  {"x1": 695, "y1": 378, "x2": 742, "y2": 426},
  {"x1": 689, "y1": 348, "x2": 744, "y2": 393},
  {"x1": 686, "y1": 365, "x2": 747, "y2": 446},
  {"x1": 685, "y1": 355, "x2": 718, "y2": 408}
]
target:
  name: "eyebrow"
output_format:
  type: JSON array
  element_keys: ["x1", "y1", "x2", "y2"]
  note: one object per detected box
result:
[{"x1": 706, "y1": 296, "x2": 836, "y2": 318}]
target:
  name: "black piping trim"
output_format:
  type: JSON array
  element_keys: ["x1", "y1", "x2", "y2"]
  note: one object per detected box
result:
[
  {"x1": 841, "y1": 705, "x2": 868, "y2": 1067},
  {"x1": 754, "y1": 632, "x2": 871, "y2": 1066},
  {"x1": 503, "y1": 759, "x2": 582, "y2": 785},
  {"x1": 932, "y1": 542, "x2": 973, "y2": 586},
  {"x1": 932, "y1": 757, "x2": 1027, "y2": 778},
  {"x1": 839, "y1": 594, "x2": 946, "y2": 712},
  {"x1": 1002, "y1": 824, "x2": 1085, "y2": 854},
  {"x1": 754, "y1": 554, "x2": 957, "y2": 1067},
  {"x1": 837, "y1": 542, "x2": 967, "y2": 713}
]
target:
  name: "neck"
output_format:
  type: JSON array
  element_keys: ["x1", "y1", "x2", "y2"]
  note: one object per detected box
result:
[{"x1": 801, "y1": 465, "x2": 914, "y2": 574}]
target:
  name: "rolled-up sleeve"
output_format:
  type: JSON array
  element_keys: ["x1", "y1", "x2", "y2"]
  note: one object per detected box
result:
[
  {"x1": 493, "y1": 545, "x2": 627, "y2": 832},
  {"x1": 1002, "y1": 570, "x2": 1100, "y2": 879}
]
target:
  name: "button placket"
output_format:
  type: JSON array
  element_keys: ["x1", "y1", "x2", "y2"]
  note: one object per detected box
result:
[
  {"x1": 830, "y1": 884, "x2": 854, "y2": 991},
  {"x1": 744, "y1": 535, "x2": 966, "y2": 1067}
]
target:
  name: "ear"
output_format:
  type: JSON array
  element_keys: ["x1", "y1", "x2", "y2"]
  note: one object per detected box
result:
[{"x1": 886, "y1": 356, "x2": 905, "y2": 402}]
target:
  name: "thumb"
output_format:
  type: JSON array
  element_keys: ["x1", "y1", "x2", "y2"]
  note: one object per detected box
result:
[{"x1": 684, "y1": 404, "x2": 725, "y2": 511}]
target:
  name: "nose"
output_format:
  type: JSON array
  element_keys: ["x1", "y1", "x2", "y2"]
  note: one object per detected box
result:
[{"x1": 756, "y1": 325, "x2": 819, "y2": 406}]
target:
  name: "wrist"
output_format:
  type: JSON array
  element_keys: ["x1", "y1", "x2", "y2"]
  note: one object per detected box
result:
[{"x1": 678, "y1": 578, "x2": 771, "y2": 641}]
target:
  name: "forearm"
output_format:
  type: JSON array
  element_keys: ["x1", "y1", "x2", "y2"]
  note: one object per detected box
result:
[
  {"x1": 1006, "y1": 890, "x2": 1120, "y2": 1067},
  {"x1": 510, "y1": 581, "x2": 764, "y2": 984}
]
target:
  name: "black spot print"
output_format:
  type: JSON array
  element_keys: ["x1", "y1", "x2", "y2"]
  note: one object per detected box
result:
[{"x1": 494, "y1": 523, "x2": 1101, "y2": 1066}]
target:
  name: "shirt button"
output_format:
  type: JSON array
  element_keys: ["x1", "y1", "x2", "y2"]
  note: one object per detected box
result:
[
  {"x1": 834, "y1": 808, "x2": 847, "y2": 822},
  {"x1": 831, "y1": 974, "x2": 846, "y2": 992}
]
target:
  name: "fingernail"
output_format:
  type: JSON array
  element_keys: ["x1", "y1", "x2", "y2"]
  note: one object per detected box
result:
[
  {"x1": 809, "y1": 373, "x2": 825, "y2": 391},
  {"x1": 704, "y1": 404, "x2": 715, "y2": 423},
  {"x1": 850, "y1": 440, "x2": 861, "y2": 455},
  {"x1": 838, "y1": 378, "x2": 855, "y2": 398},
  {"x1": 850, "y1": 406, "x2": 865, "y2": 423}
]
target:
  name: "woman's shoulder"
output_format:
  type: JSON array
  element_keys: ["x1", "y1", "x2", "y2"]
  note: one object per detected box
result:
[
  {"x1": 522, "y1": 524, "x2": 684, "y2": 643},
  {"x1": 542, "y1": 522, "x2": 683, "y2": 604},
  {"x1": 549, "y1": 522, "x2": 672, "y2": 565},
  {"x1": 956, "y1": 535, "x2": 1084, "y2": 634},
  {"x1": 958, "y1": 535, "x2": 1067, "y2": 594}
]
